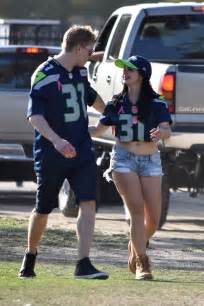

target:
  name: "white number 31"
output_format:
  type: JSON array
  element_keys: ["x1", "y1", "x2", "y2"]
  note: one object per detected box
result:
[{"x1": 62, "y1": 83, "x2": 87, "y2": 122}]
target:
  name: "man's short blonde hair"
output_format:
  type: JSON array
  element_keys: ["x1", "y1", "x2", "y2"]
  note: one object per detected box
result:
[{"x1": 61, "y1": 25, "x2": 96, "y2": 52}]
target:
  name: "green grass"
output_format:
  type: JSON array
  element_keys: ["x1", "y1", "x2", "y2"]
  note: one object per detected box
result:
[
  {"x1": 0, "y1": 216, "x2": 204, "y2": 305},
  {"x1": 0, "y1": 262, "x2": 204, "y2": 306}
]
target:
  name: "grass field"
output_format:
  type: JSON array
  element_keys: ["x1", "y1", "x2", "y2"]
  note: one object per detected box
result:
[
  {"x1": 0, "y1": 217, "x2": 203, "y2": 306},
  {"x1": 0, "y1": 262, "x2": 204, "y2": 306}
]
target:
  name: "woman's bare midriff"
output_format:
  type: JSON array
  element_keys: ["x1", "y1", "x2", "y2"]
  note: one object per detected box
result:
[{"x1": 116, "y1": 139, "x2": 158, "y2": 155}]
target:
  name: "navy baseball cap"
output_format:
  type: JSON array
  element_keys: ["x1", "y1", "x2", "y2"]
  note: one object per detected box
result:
[{"x1": 115, "y1": 55, "x2": 152, "y2": 80}]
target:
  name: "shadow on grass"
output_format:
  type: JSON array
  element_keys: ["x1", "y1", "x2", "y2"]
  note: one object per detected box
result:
[
  {"x1": 0, "y1": 217, "x2": 128, "y2": 250},
  {"x1": 165, "y1": 219, "x2": 204, "y2": 227},
  {"x1": 151, "y1": 236, "x2": 204, "y2": 251}
]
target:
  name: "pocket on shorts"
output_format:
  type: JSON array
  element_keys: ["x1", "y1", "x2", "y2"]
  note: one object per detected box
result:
[
  {"x1": 111, "y1": 146, "x2": 128, "y2": 162},
  {"x1": 151, "y1": 152, "x2": 161, "y2": 166}
]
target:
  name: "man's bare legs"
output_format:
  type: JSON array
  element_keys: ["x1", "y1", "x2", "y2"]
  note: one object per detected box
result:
[
  {"x1": 75, "y1": 200, "x2": 109, "y2": 279},
  {"x1": 18, "y1": 211, "x2": 48, "y2": 278},
  {"x1": 27, "y1": 211, "x2": 48, "y2": 254},
  {"x1": 76, "y1": 201, "x2": 96, "y2": 259}
]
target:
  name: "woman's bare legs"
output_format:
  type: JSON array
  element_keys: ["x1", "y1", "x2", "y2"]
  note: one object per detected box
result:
[
  {"x1": 141, "y1": 176, "x2": 161, "y2": 242},
  {"x1": 112, "y1": 171, "x2": 146, "y2": 255},
  {"x1": 113, "y1": 172, "x2": 161, "y2": 279},
  {"x1": 123, "y1": 176, "x2": 161, "y2": 243}
]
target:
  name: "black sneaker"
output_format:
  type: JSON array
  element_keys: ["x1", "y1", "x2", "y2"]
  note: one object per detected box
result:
[
  {"x1": 74, "y1": 257, "x2": 109, "y2": 280},
  {"x1": 18, "y1": 251, "x2": 37, "y2": 278}
]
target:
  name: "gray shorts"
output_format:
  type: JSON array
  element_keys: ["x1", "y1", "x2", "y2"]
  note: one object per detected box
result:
[{"x1": 104, "y1": 145, "x2": 162, "y2": 181}]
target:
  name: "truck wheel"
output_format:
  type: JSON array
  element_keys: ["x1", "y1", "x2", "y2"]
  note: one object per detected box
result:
[
  {"x1": 59, "y1": 179, "x2": 79, "y2": 218},
  {"x1": 158, "y1": 175, "x2": 170, "y2": 229}
]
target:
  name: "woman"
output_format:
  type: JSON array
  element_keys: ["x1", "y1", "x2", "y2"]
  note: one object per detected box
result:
[{"x1": 89, "y1": 55, "x2": 171, "y2": 280}]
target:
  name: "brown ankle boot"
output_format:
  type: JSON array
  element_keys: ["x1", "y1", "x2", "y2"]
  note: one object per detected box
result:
[
  {"x1": 128, "y1": 240, "x2": 136, "y2": 274},
  {"x1": 135, "y1": 254, "x2": 153, "y2": 280}
]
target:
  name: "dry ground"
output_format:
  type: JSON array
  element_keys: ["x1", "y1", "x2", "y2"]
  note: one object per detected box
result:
[{"x1": 0, "y1": 183, "x2": 203, "y2": 272}]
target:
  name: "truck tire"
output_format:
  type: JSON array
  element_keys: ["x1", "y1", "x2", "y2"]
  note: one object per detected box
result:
[{"x1": 158, "y1": 174, "x2": 170, "y2": 229}]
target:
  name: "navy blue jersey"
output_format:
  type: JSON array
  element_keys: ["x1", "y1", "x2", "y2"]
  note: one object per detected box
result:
[
  {"x1": 27, "y1": 57, "x2": 97, "y2": 171},
  {"x1": 100, "y1": 94, "x2": 172, "y2": 142}
]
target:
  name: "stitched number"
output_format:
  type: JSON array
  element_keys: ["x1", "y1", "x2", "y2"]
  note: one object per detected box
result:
[
  {"x1": 62, "y1": 83, "x2": 86, "y2": 122},
  {"x1": 77, "y1": 83, "x2": 87, "y2": 118},
  {"x1": 119, "y1": 114, "x2": 133, "y2": 141},
  {"x1": 119, "y1": 114, "x2": 145, "y2": 141},
  {"x1": 137, "y1": 121, "x2": 144, "y2": 141}
]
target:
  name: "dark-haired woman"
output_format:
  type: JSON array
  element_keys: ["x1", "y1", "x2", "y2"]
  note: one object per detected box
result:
[{"x1": 89, "y1": 55, "x2": 171, "y2": 280}]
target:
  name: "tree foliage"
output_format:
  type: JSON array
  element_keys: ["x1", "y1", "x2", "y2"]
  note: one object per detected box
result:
[{"x1": 0, "y1": 0, "x2": 203, "y2": 22}]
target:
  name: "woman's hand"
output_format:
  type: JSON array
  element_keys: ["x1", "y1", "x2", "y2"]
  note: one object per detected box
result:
[
  {"x1": 150, "y1": 123, "x2": 171, "y2": 142},
  {"x1": 150, "y1": 127, "x2": 161, "y2": 142}
]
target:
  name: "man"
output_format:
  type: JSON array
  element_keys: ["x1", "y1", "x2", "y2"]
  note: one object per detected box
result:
[{"x1": 19, "y1": 25, "x2": 108, "y2": 280}]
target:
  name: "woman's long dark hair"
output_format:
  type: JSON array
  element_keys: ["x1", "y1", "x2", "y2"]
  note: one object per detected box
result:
[{"x1": 112, "y1": 77, "x2": 160, "y2": 122}]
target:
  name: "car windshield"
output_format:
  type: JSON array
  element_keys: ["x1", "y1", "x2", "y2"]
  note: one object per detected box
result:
[
  {"x1": 0, "y1": 51, "x2": 50, "y2": 89},
  {"x1": 131, "y1": 14, "x2": 204, "y2": 63}
]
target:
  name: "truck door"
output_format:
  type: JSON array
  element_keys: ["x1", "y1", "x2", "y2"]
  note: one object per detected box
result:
[{"x1": 91, "y1": 14, "x2": 132, "y2": 102}]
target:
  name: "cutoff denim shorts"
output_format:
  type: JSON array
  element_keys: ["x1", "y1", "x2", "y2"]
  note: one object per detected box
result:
[{"x1": 104, "y1": 145, "x2": 162, "y2": 181}]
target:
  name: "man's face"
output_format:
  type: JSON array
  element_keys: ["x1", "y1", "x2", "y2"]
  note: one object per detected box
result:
[{"x1": 76, "y1": 44, "x2": 94, "y2": 66}]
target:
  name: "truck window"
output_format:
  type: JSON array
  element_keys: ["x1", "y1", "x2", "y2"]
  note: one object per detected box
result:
[
  {"x1": 107, "y1": 14, "x2": 131, "y2": 60},
  {"x1": 9, "y1": 24, "x2": 62, "y2": 45},
  {"x1": 0, "y1": 19, "x2": 63, "y2": 46},
  {"x1": 131, "y1": 15, "x2": 204, "y2": 63},
  {"x1": 0, "y1": 51, "x2": 50, "y2": 90},
  {"x1": 95, "y1": 15, "x2": 118, "y2": 52}
]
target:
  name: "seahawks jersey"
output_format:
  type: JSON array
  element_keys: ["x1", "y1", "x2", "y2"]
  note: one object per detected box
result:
[
  {"x1": 100, "y1": 94, "x2": 172, "y2": 142},
  {"x1": 27, "y1": 57, "x2": 97, "y2": 171}
]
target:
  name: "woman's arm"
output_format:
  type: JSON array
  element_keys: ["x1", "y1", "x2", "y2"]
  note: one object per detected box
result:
[
  {"x1": 89, "y1": 121, "x2": 109, "y2": 138},
  {"x1": 92, "y1": 94, "x2": 105, "y2": 113}
]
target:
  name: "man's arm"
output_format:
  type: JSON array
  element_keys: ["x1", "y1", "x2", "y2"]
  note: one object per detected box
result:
[
  {"x1": 92, "y1": 94, "x2": 106, "y2": 113},
  {"x1": 89, "y1": 51, "x2": 104, "y2": 62},
  {"x1": 29, "y1": 115, "x2": 76, "y2": 158}
]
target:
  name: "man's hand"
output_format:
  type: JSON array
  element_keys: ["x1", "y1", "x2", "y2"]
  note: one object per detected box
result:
[{"x1": 53, "y1": 138, "x2": 76, "y2": 158}]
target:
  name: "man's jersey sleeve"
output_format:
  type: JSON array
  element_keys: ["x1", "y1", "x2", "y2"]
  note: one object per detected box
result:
[
  {"x1": 154, "y1": 99, "x2": 172, "y2": 125},
  {"x1": 78, "y1": 67, "x2": 97, "y2": 106},
  {"x1": 27, "y1": 64, "x2": 59, "y2": 118},
  {"x1": 100, "y1": 102, "x2": 118, "y2": 126},
  {"x1": 86, "y1": 80, "x2": 97, "y2": 106}
]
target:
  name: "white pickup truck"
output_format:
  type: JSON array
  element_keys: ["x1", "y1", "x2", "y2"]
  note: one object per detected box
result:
[
  {"x1": 87, "y1": 2, "x2": 204, "y2": 226},
  {"x1": 0, "y1": 45, "x2": 60, "y2": 181}
]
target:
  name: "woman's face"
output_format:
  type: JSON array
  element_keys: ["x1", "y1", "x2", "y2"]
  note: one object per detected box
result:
[{"x1": 122, "y1": 67, "x2": 143, "y2": 86}]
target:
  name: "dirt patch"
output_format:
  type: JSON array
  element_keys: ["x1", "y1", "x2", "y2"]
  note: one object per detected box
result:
[
  {"x1": 0, "y1": 186, "x2": 204, "y2": 271},
  {"x1": 0, "y1": 202, "x2": 204, "y2": 272}
]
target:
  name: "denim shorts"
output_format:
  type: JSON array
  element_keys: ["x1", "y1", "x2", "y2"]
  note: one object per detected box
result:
[{"x1": 104, "y1": 145, "x2": 162, "y2": 181}]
